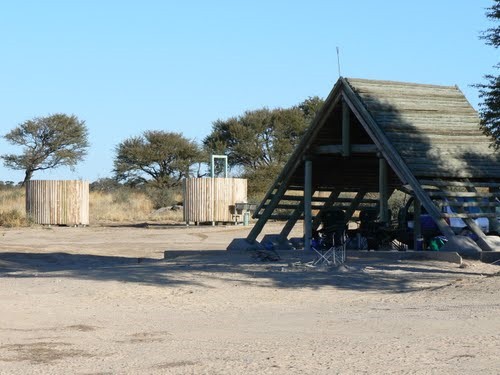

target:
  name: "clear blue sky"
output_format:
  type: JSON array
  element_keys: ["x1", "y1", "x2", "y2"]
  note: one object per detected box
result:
[{"x1": 0, "y1": 0, "x2": 497, "y2": 183}]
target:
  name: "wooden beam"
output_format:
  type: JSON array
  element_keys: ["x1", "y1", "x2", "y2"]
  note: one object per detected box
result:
[
  {"x1": 314, "y1": 144, "x2": 378, "y2": 154},
  {"x1": 247, "y1": 182, "x2": 288, "y2": 243},
  {"x1": 304, "y1": 159, "x2": 313, "y2": 252},
  {"x1": 490, "y1": 186, "x2": 500, "y2": 233},
  {"x1": 442, "y1": 213, "x2": 497, "y2": 218},
  {"x1": 379, "y1": 158, "x2": 389, "y2": 223},
  {"x1": 418, "y1": 179, "x2": 500, "y2": 188},
  {"x1": 344, "y1": 190, "x2": 367, "y2": 221},
  {"x1": 279, "y1": 200, "x2": 305, "y2": 242},
  {"x1": 280, "y1": 194, "x2": 379, "y2": 204},
  {"x1": 427, "y1": 191, "x2": 497, "y2": 198},
  {"x1": 342, "y1": 82, "x2": 456, "y2": 239},
  {"x1": 342, "y1": 98, "x2": 351, "y2": 157},
  {"x1": 269, "y1": 214, "x2": 306, "y2": 220},
  {"x1": 312, "y1": 191, "x2": 340, "y2": 231},
  {"x1": 246, "y1": 85, "x2": 343, "y2": 243},
  {"x1": 275, "y1": 203, "x2": 324, "y2": 210},
  {"x1": 444, "y1": 201, "x2": 498, "y2": 208},
  {"x1": 413, "y1": 197, "x2": 422, "y2": 250},
  {"x1": 459, "y1": 185, "x2": 494, "y2": 251}
]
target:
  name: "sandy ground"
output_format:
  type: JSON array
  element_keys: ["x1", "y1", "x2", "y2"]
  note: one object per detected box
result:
[{"x1": 0, "y1": 223, "x2": 499, "y2": 374}]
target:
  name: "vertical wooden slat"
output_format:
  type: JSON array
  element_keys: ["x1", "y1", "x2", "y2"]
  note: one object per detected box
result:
[
  {"x1": 183, "y1": 178, "x2": 247, "y2": 223},
  {"x1": 25, "y1": 180, "x2": 89, "y2": 225}
]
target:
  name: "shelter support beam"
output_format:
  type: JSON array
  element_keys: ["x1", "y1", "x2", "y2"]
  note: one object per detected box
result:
[
  {"x1": 304, "y1": 159, "x2": 313, "y2": 252},
  {"x1": 341, "y1": 84, "x2": 456, "y2": 239},
  {"x1": 279, "y1": 195, "x2": 308, "y2": 242},
  {"x1": 345, "y1": 190, "x2": 367, "y2": 222},
  {"x1": 413, "y1": 197, "x2": 422, "y2": 250},
  {"x1": 246, "y1": 90, "x2": 342, "y2": 244},
  {"x1": 457, "y1": 184, "x2": 495, "y2": 251},
  {"x1": 490, "y1": 187, "x2": 500, "y2": 233},
  {"x1": 314, "y1": 144, "x2": 377, "y2": 154},
  {"x1": 379, "y1": 158, "x2": 389, "y2": 223},
  {"x1": 342, "y1": 98, "x2": 351, "y2": 157},
  {"x1": 312, "y1": 191, "x2": 340, "y2": 231}
]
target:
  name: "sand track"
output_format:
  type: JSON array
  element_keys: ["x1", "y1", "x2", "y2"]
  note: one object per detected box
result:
[{"x1": 1, "y1": 223, "x2": 499, "y2": 374}]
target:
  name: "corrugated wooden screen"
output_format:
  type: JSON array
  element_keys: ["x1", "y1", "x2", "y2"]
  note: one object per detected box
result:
[
  {"x1": 183, "y1": 178, "x2": 247, "y2": 223},
  {"x1": 25, "y1": 180, "x2": 90, "y2": 225}
]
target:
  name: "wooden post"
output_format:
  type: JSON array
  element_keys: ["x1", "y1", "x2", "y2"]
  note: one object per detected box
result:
[
  {"x1": 379, "y1": 158, "x2": 389, "y2": 223},
  {"x1": 345, "y1": 190, "x2": 367, "y2": 222},
  {"x1": 304, "y1": 159, "x2": 313, "y2": 252},
  {"x1": 413, "y1": 197, "x2": 422, "y2": 250},
  {"x1": 455, "y1": 184, "x2": 493, "y2": 251},
  {"x1": 279, "y1": 200, "x2": 304, "y2": 243},
  {"x1": 490, "y1": 187, "x2": 500, "y2": 233},
  {"x1": 342, "y1": 98, "x2": 351, "y2": 157},
  {"x1": 312, "y1": 190, "x2": 340, "y2": 231}
]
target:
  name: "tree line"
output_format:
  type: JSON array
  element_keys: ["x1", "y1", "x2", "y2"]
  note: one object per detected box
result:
[{"x1": 0, "y1": 97, "x2": 324, "y2": 202}]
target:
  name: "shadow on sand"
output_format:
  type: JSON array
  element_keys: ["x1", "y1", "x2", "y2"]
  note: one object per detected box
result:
[{"x1": 0, "y1": 251, "x2": 490, "y2": 293}]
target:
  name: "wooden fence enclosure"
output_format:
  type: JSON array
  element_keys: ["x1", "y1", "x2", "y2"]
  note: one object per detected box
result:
[
  {"x1": 26, "y1": 180, "x2": 90, "y2": 225},
  {"x1": 183, "y1": 178, "x2": 247, "y2": 224}
]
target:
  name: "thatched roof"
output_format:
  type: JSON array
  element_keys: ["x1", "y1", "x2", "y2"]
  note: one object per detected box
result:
[
  {"x1": 346, "y1": 78, "x2": 500, "y2": 179},
  {"x1": 243, "y1": 77, "x2": 499, "y2": 251}
]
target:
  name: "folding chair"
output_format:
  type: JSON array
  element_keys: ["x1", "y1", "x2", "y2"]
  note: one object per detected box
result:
[{"x1": 311, "y1": 208, "x2": 348, "y2": 266}]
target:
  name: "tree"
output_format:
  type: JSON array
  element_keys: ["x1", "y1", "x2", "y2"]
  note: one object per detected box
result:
[
  {"x1": 2, "y1": 114, "x2": 89, "y2": 185},
  {"x1": 113, "y1": 130, "x2": 205, "y2": 188},
  {"x1": 477, "y1": 0, "x2": 500, "y2": 148},
  {"x1": 204, "y1": 96, "x2": 324, "y2": 170},
  {"x1": 203, "y1": 97, "x2": 324, "y2": 195}
]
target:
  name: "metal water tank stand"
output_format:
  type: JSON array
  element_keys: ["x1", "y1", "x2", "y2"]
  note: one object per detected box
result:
[{"x1": 210, "y1": 155, "x2": 228, "y2": 177}]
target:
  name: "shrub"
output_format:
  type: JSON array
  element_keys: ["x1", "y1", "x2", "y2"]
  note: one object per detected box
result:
[
  {"x1": 144, "y1": 186, "x2": 182, "y2": 209},
  {"x1": 0, "y1": 209, "x2": 27, "y2": 227}
]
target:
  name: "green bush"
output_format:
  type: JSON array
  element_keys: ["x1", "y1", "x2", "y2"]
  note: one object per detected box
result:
[
  {"x1": 145, "y1": 186, "x2": 182, "y2": 209},
  {"x1": 243, "y1": 164, "x2": 282, "y2": 202}
]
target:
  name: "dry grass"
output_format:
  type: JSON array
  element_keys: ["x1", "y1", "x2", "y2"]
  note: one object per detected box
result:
[
  {"x1": 0, "y1": 187, "x2": 183, "y2": 227},
  {"x1": 0, "y1": 188, "x2": 28, "y2": 227},
  {"x1": 89, "y1": 190, "x2": 183, "y2": 224}
]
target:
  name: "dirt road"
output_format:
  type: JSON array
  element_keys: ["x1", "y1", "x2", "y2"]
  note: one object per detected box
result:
[{"x1": 0, "y1": 224, "x2": 499, "y2": 374}]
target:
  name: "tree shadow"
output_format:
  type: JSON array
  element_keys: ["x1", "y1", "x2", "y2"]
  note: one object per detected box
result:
[
  {"x1": 357, "y1": 90, "x2": 500, "y2": 181},
  {"x1": 99, "y1": 222, "x2": 188, "y2": 229},
  {"x1": 0, "y1": 251, "x2": 488, "y2": 293},
  {"x1": 0, "y1": 252, "x2": 202, "y2": 288}
]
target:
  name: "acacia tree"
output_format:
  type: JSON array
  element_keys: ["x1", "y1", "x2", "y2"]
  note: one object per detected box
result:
[
  {"x1": 203, "y1": 96, "x2": 324, "y2": 195},
  {"x1": 113, "y1": 130, "x2": 205, "y2": 188},
  {"x1": 2, "y1": 114, "x2": 89, "y2": 185},
  {"x1": 477, "y1": 0, "x2": 500, "y2": 148},
  {"x1": 204, "y1": 97, "x2": 324, "y2": 170}
]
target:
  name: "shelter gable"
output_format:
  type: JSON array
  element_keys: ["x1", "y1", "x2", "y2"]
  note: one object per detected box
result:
[{"x1": 240, "y1": 77, "x2": 500, "y2": 253}]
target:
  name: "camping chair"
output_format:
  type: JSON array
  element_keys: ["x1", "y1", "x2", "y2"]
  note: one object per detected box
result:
[{"x1": 312, "y1": 208, "x2": 348, "y2": 266}]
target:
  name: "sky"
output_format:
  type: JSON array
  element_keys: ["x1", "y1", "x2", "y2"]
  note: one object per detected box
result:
[{"x1": 0, "y1": 0, "x2": 497, "y2": 183}]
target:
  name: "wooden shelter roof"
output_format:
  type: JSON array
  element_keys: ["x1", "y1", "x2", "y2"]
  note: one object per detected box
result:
[
  {"x1": 346, "y1": 78, "x2": 500, "y2": 179},
  {"x1": 243, "y1": 77, "x2": 500, "y2": 252}
]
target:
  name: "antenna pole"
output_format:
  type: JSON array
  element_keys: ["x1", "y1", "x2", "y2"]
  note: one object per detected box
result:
[{"x1": 336, "y1": 46, "x2": 341, "y2": 78}]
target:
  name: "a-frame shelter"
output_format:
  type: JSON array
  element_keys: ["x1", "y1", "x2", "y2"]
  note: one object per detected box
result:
[{"x1": 242, "y1": 78, "x2": 500, "y2": 252}]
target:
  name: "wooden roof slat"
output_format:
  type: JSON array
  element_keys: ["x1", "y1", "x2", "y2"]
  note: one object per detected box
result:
[
  {"x1": 444, "y1": 201, "x2": 498, "y2": 208},
  {"x1": 426, "y1": 191, "x2": 497, "y2": 198},
  {"x1": 442, "y1": 213, "x2": 497, "y2": 219},
  {"x1": 418, "y1": 179, "x2": 500, "y2": 188}
]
